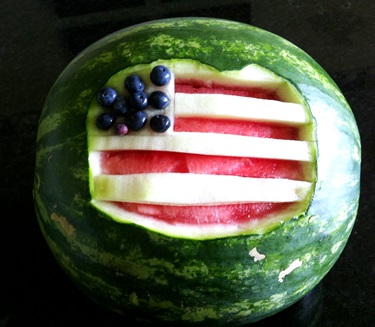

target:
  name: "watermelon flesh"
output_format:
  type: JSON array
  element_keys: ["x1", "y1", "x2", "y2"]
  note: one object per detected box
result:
[
  {"x1": 100, "y1": 151, "x2": 304, "y2": 179},
  {"x1": 95, "y1": 77, "x2": 310, "y2": 225},
  {"x1": 175, "y1": 79, "x2": 280, "y2": 99},
  {"x1": 116, "y1": 202, "x2": 295, "y2": 225},
  {"x1": 174, "y1": 118, "x2": 300, "y2": 139}
]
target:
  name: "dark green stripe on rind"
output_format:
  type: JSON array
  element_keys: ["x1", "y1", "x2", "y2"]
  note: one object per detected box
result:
[{"x1": 34, "y1": 18, "x2": 360, "y2": 325}]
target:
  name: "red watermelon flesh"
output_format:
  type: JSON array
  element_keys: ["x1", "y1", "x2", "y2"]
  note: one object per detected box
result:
[
  {"x1": 175, "y1": 79, "x2": 280, "y2": 100},
  {"x1": 174, "y1": 118, "x2": 299, "y2": 139},
  {"x1": 98, "y1": 79, "x2": 309, "y2": 225},
  {"x1": 115, "y1": 202, "x2": 294, "y2": 225},
  {"x1": 101, "y1": 151, "x2": 304, "y2": 180}
]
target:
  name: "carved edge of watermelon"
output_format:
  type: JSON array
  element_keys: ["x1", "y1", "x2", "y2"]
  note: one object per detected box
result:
[
  {"x1": 33, "y1": 18, "x2": 361, "y2": 325},
  {"x1": 86, "y1": 58, "x2": 317, "y2": 239}
]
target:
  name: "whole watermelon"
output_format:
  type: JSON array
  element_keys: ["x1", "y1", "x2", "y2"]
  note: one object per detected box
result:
[{"x1": 33, "y1": 18, "x2": 361, "y2": 326}]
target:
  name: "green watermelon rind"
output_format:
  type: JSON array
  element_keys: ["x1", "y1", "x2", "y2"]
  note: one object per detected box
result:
[{"x1": 34, "y1": 18, "x2": 361, "y2": 326}]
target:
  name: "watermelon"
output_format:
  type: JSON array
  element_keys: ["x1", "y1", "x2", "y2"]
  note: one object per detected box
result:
[{"x1": 33, "y1": 18, "x2": 361, "y2": 326}]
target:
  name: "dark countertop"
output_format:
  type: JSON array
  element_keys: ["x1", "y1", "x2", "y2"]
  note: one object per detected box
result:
[{"x1": 1, "y1": 0, "x2": 374, "y2": 326}]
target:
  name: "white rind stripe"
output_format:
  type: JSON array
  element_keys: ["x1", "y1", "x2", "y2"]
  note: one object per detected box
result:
[
  {"x1": 93, "y1": 173, "x2": 312, "y2": 204},
  {"x1": 175, "y1": 93, "x2": 310, "y2": 125},
  {"x1": 89, "y1": 132, "x2": 314, "y2": 162}
]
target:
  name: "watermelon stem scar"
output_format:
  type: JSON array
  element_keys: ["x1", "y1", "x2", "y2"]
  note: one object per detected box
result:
[{"x1": 87, "y1": 59, "x2": 317, "y2": 239}]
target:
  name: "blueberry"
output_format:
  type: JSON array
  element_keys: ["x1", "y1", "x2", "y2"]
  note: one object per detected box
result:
[
  {"x1": 126, "y1": 111, "x2": 147, "y2": 131},
  {"x1": 96, "y1": 112, "x2": 116, "y2": 130},
  {"x1": 97, "y1": 87, "x2": 118, "y2": 107},
  {"x1": 150, "y1": 65, "x2": 171, "y2": 86},
  {"x1": 128, "y1": 91, "x2": 148, "y2": 110},
  {"x1": 112, "y1": 96, "x2": 129, "y2": 116},
  {"x1": 124, "y1": 75, "x2": 144, "y2": 93},
  {"x1": 150, "y1": 115, "x2": 171, "y2": 133},
  {"x1": 115, "y1": 123, "x2": 129, "y2": 135},
  {"x1": 149, "y1": 91, "x2": 170, "y2": 109}
]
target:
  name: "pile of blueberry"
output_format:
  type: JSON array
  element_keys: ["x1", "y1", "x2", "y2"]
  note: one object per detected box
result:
[{"x1": 95, "y1": 65, "x2": 172, "y2": 134}]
